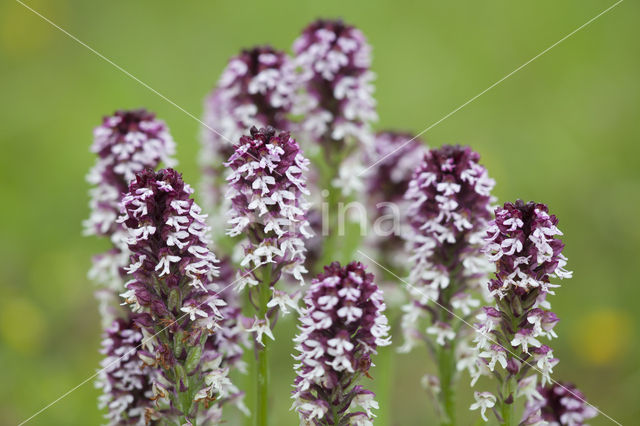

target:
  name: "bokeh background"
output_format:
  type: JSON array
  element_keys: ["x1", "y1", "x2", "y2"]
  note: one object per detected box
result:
[{"x1": 1, "y1": 0, "x2": 638, "y2": 425}]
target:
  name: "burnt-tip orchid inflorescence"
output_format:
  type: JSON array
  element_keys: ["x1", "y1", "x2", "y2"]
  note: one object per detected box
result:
[
  {"x1": 292, "y1": 19, "x2": 379, "y2": 278},
  {"x1": 470, "y1": 200, "x2": 572, "y2": 424},
  {"x1": 225, "y1": 126, "x2": 312, "y2": 424},
  {"x1": 118, "y1": 168, "x2": 238, "y2": 422},
  {"x1": 85, "y1": 109, "x2": 176, "y2": 326},
  {"x1": 292, "y1": 262, "x2": 391, "y2": 425},
  {"x1": 225, "y1": 126, "x2": 312, "y2": 297},
  {"x1": 293, "y1": 19, "x2": 376, "y2": 148},
  {"x1": 293, "y1": 18, "x2": 377, "y2": 200},
  {"x1": 522, "y1": 382, "x2": 597, "y2": 426},
  {"x1": 203, "y1": 46, "x2": 296, "y2": 147},
  {"x1": 86, "y1": 109, "x2": 177, "y2": 238},
  {"x1": 401, "y1": 145, "x2": 496, "y2": 351},
  {"x1": 200, "y1": 46, "x2": 297, "y2": 238},
  {"x1": 400, "y1": 145, "x2": 495, "y2": 424}
]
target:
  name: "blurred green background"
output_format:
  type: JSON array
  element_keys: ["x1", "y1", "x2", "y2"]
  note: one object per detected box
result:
[{"x1": 1, "y1": 0, "x2": 638, "y2": 425}]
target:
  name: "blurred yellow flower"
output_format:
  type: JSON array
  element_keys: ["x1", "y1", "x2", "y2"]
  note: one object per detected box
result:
[{"x1": 574, "y1": 308, "x2": 632, "y2": 365}]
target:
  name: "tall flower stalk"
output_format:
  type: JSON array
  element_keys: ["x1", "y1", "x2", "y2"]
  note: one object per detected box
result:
[
  {"x1": 200, "y1": 46, "x2": 296, "y2": 247},
  {"x1": 225, "y1": 127, "x2": 312, "y2": 426},
  {"x1": 291, "y1": 261, "x2": 391, "y2": 425},
  {"x1": 85, "y1": 109, "x2": 176, "y2": 326},
  {"x1": 293, "y1": 19, "x2": 377, "y2": 269},
  {"x1": 119, "y1": 168, "x2": 237, "y2": 424},
  {"x1": 469, "y1": 200, "x2": 572, "y2": 425},
  {"x1": 401, "y1": 145, "x2": 495, "y2": 425}
]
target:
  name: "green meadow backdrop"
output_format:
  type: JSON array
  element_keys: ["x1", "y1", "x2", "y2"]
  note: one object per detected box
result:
[{"x1": 1, "y1": 0, "x2": 638, "y2": 425}]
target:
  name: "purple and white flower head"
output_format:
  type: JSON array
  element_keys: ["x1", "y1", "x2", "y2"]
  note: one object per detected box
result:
[
  {"x1": 225, "y1": 126, "x2": 313, "y2": 287},
  {"x1": 96, "y1": 315, "x2": 159, "y2": 425},
  {"x1": 470, "y1": 201, "x2": 571, "y2": 421},
  {"x1": 292, "y1": 262, "x2": 391, "y2": 425},
  {"x1": 86, "y1": 109, "x2": 176, "y2": 238},
  {"x1": 522, "y1": 382, "x2": 597, "y2": 426},
  {"x1": 85, "y1": 109, "x2": 177, "y2": 326},
  {"x1": 293, "y1": 19, "x2": 377, "y2": 146},
  {"x1": 399, "y1": 145, "x2": 495, "y2": 353},
  {"x1": 118, "y1": 169, "x2": 234, "y2": 417},
  {"x1": 200, "y1": 47, "x2": 296, "y2": 231},
  {"x1": 484, "y1": 200, "x2": 572, "y2": 299},
  {"x1": 203, "y1": 46, "x2": 296, "y2": 147},
  {"x1": 293, "y1": 20, "x2": 377, "y2": 198},
  {"x1": 364, "y1": 131, "x2": 427, "y2": 269}
]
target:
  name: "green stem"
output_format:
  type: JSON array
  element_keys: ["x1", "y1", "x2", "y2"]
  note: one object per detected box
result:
[
  {"x1": 434, "y1": 274, "x2": 457, "y2": 426},
  {"x1": 437, "y1": 344, "x2": 456, "y2": 426},
  {"x1": 178, "y1": 416, "x2": 196, "y2": 426},
  {"x1": 175, "y1": 365, "x2": 200, "y2": 426},
  {"x1": 319, "y1": 185, "x2": 341, "y2": 267},
  {"x1": 374, "y1": 344, "x2": 393, "y2": 426},
  {"x1": 255, "y1": 266, "x2": 272, "y2": 426},
  {"x1": 498, "y1": 297, "x2": 521, "y2": 426},
  {"x1": 312, "y1": 140, "x2": 353, "y2": 271},
  {"x1": 500, "y1": 375, "x2": 516, "y2": 426},
  {"x1": 330, "y1": 396, "x2": 340, "y2": 425},
  {"x1": 243, "y1": 355, "x2": 256, "y2": 426}
]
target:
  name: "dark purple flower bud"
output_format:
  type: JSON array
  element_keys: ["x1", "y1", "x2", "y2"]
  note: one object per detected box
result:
[
  {"x1": 523, "y1": 382, "x2": 597, "y2": 426},
  {"x1": 291, "y1": 261, "x2": 390, "y2": 424},
  {"x1": 506, "y1": 357, "x2": 520, "y2": 376}
]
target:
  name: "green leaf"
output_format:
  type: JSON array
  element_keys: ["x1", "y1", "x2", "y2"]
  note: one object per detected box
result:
[{"x1": 185, "y1": 344, "x2": 203, "y2": 374}]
